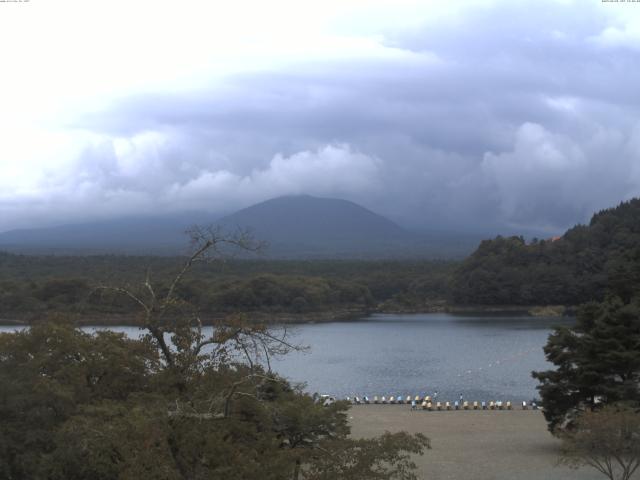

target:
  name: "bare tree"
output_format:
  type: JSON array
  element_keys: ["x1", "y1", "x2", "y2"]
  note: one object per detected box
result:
[
  {"x1": 97, "y1": 226, "x2": 302, "y2": 405},
  {"x1": 559, "y1": 404, "x2": 640, "y2": 480}
]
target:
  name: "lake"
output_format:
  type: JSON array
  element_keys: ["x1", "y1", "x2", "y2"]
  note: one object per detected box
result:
[
  {"x1": 273, "y1": 313, "x2": 572, "y2": 402},
  {"x1": 0, "y1": 313, "x2": 571, "y2": 403}
]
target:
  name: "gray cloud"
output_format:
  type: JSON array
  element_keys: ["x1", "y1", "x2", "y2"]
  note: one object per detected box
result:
[{"x1": 6, "y1": 0, "x2": 640, "y2": 235}]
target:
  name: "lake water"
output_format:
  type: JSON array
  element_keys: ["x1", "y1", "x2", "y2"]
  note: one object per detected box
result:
[
  {"x1": 272, "y1": 313, "x2": 572, "y2": 402},
  {"x1": 0, "y1": 313, "x2": 572, "y2": 403}
]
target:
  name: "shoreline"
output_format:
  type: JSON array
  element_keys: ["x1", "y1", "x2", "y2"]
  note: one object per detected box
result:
[
  {"x1": 379, "y1": 303, "x2": 571, "y2": 317},
  {"x1": 0, "y1": 308, "x2": 370, "y2": 327},
  {"x1": 0, "y1": 304, "x2": 571, "y2": 327}
]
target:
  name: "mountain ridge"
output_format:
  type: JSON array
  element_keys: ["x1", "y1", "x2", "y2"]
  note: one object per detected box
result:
[
  {"x1": 218, "y1": 195, "x2": 409, "y2": 241},
  {"x1": 0, "y1": 195, "x2": 479, "y2": 258}
]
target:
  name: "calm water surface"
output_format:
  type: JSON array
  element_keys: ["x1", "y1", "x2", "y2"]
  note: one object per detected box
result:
[
  {"x1": 273, "y1": 313, "x2": 573, "y2": 402},
  {"x1": 0, "y1": 313, "x2": 572, "y2": 403}
]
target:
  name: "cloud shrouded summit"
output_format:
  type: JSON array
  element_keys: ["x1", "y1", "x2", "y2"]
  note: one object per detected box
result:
[{"x1": 1, "y1": 0, "x2": 639, "y2": 234}]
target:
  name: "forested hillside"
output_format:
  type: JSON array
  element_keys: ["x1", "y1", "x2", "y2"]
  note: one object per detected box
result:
[{"x1": 451, "y1": 198, "x2": 640, "y2": 306}]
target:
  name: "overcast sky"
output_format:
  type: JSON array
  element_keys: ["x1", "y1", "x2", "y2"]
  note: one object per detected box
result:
[{"x1": 1, "y1": 0, "x2": 640, "y2": 234}]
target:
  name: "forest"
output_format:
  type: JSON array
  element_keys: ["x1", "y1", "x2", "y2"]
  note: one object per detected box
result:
[
  {"x1": 450, "y1": 198, "x2": 640, "y2": 307},
  {"x1": 2, "y1": 199, "x2": 640, "y2": 323},
  {"x1": 0, "y1": 254, "x2": 454, "y2": 323}
]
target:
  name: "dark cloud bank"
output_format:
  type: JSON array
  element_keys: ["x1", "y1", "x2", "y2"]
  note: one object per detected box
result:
[{"x1": 19, "y1": 0, "x2": 640, "y2": 236}]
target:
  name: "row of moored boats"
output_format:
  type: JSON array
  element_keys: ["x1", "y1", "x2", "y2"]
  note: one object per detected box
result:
[{"x1": 341, "y1": 395, "x2": 540, "y2": 410}]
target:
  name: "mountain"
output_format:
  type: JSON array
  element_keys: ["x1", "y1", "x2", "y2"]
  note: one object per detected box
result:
[
  {"x1": 215, "y1": 195, "x2": 483, "y2": 258},
  {"x1": 215, "y1": 195, "x2": 410, "y2": 256},
  {"x1": 0, "y1": 195, "x2": 480, "y2": 258},
  {"x1": 451, "y1": 198, "x2": 640, "y2": 306}
]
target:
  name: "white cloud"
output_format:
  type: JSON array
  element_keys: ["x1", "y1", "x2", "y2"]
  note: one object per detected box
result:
[
  {"x1": 481, "y1": 122, "x2": 640, "y2": 229},
  {"x1": 166, "y1": 144, "x2": 381, "y2": 209},
  {"x1": 0, "y1": 140, "x2": 381, "y2": 231},
  {"x1": 590, "y1": 9, "x2": 640, "y2": 51}
]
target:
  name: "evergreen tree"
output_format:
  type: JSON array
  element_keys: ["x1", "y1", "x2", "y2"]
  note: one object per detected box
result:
[{"x1": 532, "y1": 296, "x2": 640, "y2": 431}]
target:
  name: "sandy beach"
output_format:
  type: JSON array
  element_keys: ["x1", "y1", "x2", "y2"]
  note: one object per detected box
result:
[{"x1": 349, "y1": 405, "x2": 605, "y2": 480}]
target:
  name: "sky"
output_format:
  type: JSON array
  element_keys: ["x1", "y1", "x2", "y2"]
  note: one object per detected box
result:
[{"x1": 1, "y1": 0, "x2": 640, "y2": 234}]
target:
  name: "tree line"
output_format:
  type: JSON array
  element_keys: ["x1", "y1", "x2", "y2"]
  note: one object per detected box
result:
[
  {"x1": 0, "y1": 254, "x2": 455, "y2": 320},
  {"x1": 451, "y1": 198, "x2": 640, "y2": 306}
]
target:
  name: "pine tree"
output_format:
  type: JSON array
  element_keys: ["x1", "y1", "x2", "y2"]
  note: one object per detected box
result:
[{"x1": 533, "y1": 296, "x2": 640, "y2": 431}]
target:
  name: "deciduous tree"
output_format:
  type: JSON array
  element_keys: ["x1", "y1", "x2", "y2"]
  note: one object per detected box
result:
[
  {"x1": 0, "y1": 227, "x2": 430, "y2": 479},
  {"x1": 559, "y1": 404, "x2": 640, "y2": 480}
]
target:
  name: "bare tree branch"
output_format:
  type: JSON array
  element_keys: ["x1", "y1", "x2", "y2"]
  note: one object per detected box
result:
[{"x1": 94, "y1": 286, "x2": 151, "y2": 315}]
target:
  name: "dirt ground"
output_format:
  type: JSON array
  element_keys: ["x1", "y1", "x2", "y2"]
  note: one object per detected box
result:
[{"x1": 348, "y1": 405, "x2": 607, "y2": 480}]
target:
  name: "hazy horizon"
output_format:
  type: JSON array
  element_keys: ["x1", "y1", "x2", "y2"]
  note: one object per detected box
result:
[{"x1": 0, "y1": 192, "x2": 587, "y2": 239}]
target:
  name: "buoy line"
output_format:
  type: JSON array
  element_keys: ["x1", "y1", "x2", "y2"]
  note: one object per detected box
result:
[{"x1": 455, "y1": 346, "x2": 539, "y2": 378}]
